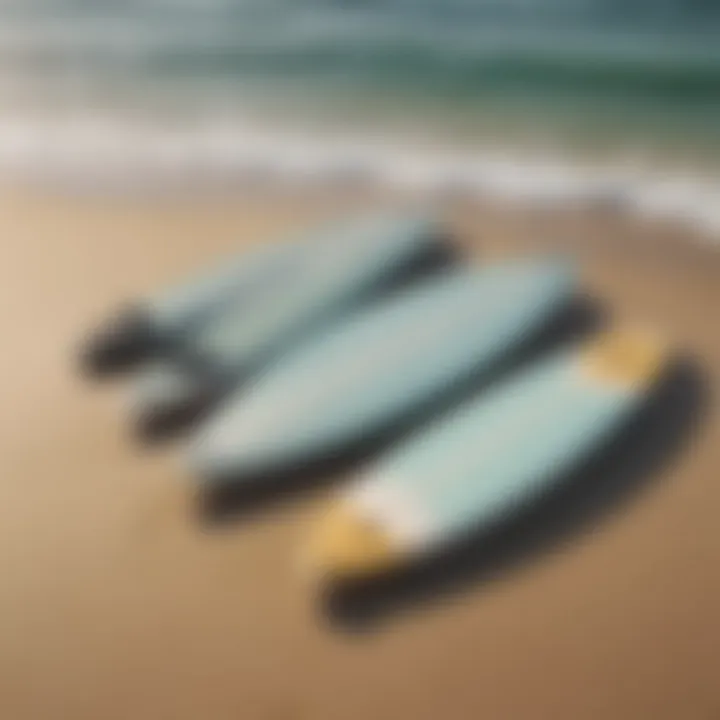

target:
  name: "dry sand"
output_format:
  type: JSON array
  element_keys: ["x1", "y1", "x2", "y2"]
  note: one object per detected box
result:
[{"x1": 0, "y1": 187, "x2": 719, "y2": 719}]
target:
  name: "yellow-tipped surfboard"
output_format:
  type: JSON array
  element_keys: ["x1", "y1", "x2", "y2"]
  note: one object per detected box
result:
[{"x1": 302, "y1": 328, "x2": 669, "y2": 583}]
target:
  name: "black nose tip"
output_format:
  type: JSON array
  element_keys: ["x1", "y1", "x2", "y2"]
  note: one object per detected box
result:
[{"x1": 79, "y1": 306, "x2": 156, "y2": 378}]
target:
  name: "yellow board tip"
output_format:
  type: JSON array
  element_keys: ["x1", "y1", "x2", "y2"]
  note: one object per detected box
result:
[
  {"x1": 300, "y1": 501, "x2": 398, "y2": 584},
  {"x1": 580, "y1": 327, "x2": 670, "y2": 389}
]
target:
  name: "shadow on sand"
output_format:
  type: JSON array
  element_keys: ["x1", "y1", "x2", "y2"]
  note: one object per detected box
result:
[
  {"x1": 195, "y1": 293, "x2": 605, "y2": 526},
  {"x1": 318, "y1": 353, "x2": 709, "y2": 632}
]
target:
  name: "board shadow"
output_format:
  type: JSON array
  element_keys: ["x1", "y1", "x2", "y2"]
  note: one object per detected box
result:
[{"x1": 318, "y1": 354, "x2": 710, "y2": 632}]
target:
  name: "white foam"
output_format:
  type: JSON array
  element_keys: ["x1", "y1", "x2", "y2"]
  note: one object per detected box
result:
[{"x1": 0, "y1": 114, "x2": 719, "y2": 245}]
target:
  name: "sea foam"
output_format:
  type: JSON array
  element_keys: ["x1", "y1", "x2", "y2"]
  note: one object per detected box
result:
[{"x1": 0, "y1": 115, "x2": 718, "y2": 245}]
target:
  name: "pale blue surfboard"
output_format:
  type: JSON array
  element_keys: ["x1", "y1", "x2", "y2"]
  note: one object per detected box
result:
[
  {"x1": 81, "y1": 230, "x2": 298, "y2": 375},
  {"x1": 130, "y1": 212, "x2": 447, "y2": 436},
  {"x1": 81, "y1": 211, "x2": 441, "y2": 377},
  {"x1": 305, "y1": 330, "x2": 668, "y2": 580},
  {"x1": 189, "y1": 259, "x2": 575, "y2": 484}
]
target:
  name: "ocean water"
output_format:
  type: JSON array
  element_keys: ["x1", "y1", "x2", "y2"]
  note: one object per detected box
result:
[{"x1": 1, "y1": 0, "x2": 720, "y2": 238}]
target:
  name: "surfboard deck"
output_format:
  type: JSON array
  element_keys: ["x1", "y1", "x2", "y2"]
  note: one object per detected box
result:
[
  {"x1": 303, "y1": 328, "x2": 669, "y2": 582},
  {"x1": 181, "y1": 213, "x2": 447, "y2": 375}
]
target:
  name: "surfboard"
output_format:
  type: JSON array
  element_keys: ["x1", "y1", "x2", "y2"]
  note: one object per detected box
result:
[
  {"x1": 80, "y1": 211, "x2": 442, "y2": 376},
  {"x1": 80, "y1": 233, "x2": 297, "y2": 376},
  {"x1": 302, "y1": 328, "x2": 669, "y2": 582},
  {"x1": 130, "y1": 212, "x2": 448, "y2": 437},
  {"x1": 189, "y1": 259, "x2": 575, "y2": 484}
]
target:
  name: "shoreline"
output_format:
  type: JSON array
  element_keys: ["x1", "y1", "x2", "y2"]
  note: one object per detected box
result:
[{"x1": 1, "y1": 116, "x2": 719, "y2": 247}]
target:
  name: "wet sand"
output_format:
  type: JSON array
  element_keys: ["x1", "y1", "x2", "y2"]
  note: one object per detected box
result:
[{"x1": 0, "y1": 187, "x2": 719, "y2": 719}]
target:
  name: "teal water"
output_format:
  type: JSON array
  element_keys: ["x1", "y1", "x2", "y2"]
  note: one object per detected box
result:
[
  {"x1": 3, "y1": 0, "x2": 720, "y2": 149},
  {"x1": 1, "y1": 0, "x2": 720, "y2": 239}
]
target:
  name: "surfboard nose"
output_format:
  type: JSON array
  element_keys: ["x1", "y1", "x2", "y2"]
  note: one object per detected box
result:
[
  {"x1": 580, "y1": 327, "x2": 669, "y2": 389},
  {"x1": 301, "y1": 502, "x2": 398, "y2": 583},
  {"x1": 131, "y1": 361, "x2": 221, "y2": 442}
]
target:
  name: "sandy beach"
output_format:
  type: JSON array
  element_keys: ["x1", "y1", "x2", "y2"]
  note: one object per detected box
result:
[{"x1": 1, "y1": 186, "x2": 719, "y2": 720}]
